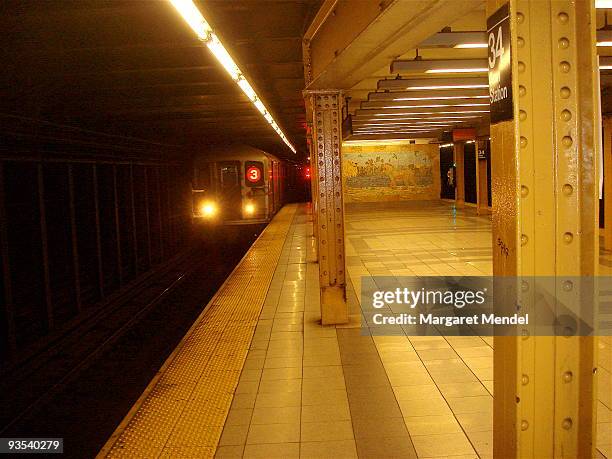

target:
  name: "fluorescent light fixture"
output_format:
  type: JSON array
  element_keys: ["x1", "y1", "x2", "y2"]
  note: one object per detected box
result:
[
  {"x1": 355, "y1": 116, "x2": 480, "y2": 123},
  {"x1": 378, "y1": 77, "x2": 489, "y2": 91},
  {"x1": 600, "y1": 57, "x2": 612, "y2": 70},
  {"x1": 394, "y1": 95, "x2": 489, "y2": 101},
  {"x1": 169, "y1": 0, "x2": 296, "y2": 153},
  {"x1": 169, "y1": 0, "x2": 212, "y2": 40},
  {"x1": 439, "y1": 143, "x2": 454, "y2": 148},
  {"x1": 391, "y1": 59, "x2": 488, "y2": 75},
  {"x1": 380, "y1": 103, "x2": 489, "y2": 109},
  {"x1": 344, "y1": 139, "x2": 427, "y2": 145},
  {"x1": 454, "y1": 43, "x2": 488, "y2": 49},
  {"x1": 426, "y1": 68, "x2": 488, "y2": 74},
  {"x1": 371, "y1": 110, "x2": 489, "y2": 116},
  {"x1": 596, "y1": 0, "x2": 612, "y2": 7},
  {"x1": 597, "y1": 30, "x2": 612, "y2": 46}
]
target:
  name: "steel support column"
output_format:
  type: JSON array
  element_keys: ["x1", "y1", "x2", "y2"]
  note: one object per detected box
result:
[
  {"x1": 307, "y1": 121, "x2": 320, "y2": 261},
  {"x1": 487, "y1": 0, "x2": 599, "y2": 457},
  {"x1": 304, "y1": 90, "x2": 348, "y2": 325},
  {"x1": 454, "y1": 141, "x2": 465, "y2": 207}
]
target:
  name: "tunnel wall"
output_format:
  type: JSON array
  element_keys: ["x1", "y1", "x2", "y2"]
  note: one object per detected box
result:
[
  {"x1": 342, "y1": 143, "x2": 440, "y2": 203},
  {"x1": 0, "y1": 121, "x2": 192, "y2": 369}
]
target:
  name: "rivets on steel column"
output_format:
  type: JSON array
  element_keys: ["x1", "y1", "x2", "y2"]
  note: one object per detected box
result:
[
  {"x1": 562, "y1": 418, "x2": 573, "y2": 430},
  {"x1": 518, "y1": 61, "x2": 526, "y2": 73},
  {"x1": 517, "y1": 37, "x2": 525, "y2": 48},
  {"x1": 519, "y1": 85, "x2": 527, "y2": 97},
  {"x1": 557, "y1": 12, "x2": 569, "y2": 24},
  {"x1": 562, "y1": 136, "x2": 573, "y2": 148},
  {"x1": 521, "y1": 420, "x2": 529, "y2": 431},
  {"x1": 558, "y1": 37, "x2": 570, "y2": 49},
  {"x1": 560, "y1": 109, "x2": 572, "y2": 121},
  {"x1": 517, "y1": 12, "x2": 525, "y2": 24},
  {"x1": 519, "y1": 110, "x2": 527, "y2": 121},
  {"x1": 522, "y1": 374, "x2": 530, "y2": 385},
  {"x1": 563, "y1": 371, "x2": 573, "y2": 383},
  {"x1": 521, "y1": 234, "x2": 528, "y2": 246},
  {"x1": 520, "y1": 137, "x2": 528, "y2": 148},
  {"x1": 521, "y1": 185, "x2": 529, "y2": 197},
  {"x1": 559, "y1": 61, "x2": 571, "y2": 73},
  {"x1": 521, "y1": 280, "x2": 529, "y2": 292},
  {"x1": 563, "y1": 232, "x2": 573, "y2": 244},
  {"x1": 562, "y1": 280, "x2": 573, "y2": 292},
  {"x1": 560, "y1": 87, "x2": 571, "y2": 99},
  {"x1": 562, "y1": 183, "x2": 573, "y2": 195},
  {"x1": 521, "y1": 329, "x2": 530, "y2": 340}
]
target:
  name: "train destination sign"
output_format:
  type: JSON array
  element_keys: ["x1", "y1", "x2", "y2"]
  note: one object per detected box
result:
[
  {"x1": 487, "y1": 2, "x2": 513, "y2": 123},
  {"x1": 245, "y1": 161, "x2": 264, "y2": 187}
]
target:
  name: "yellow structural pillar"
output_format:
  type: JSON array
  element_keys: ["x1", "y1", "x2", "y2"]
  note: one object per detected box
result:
[
  {"x1": 454, "y1": 141, "x2": 465, "y2": 207},
  {"x1": 487, "y1": 0, "x2": 599, "y2": 457},
  {"x1": 477, "y1": 140, "x2": 490, "y2": 215},
  {"x1": 306, "y1": 119, "x2": 320, "y2": 261},
  {"x1": 604, "y1": 117, "x2": 612, "y2": 250},
  {"x1": 304, "y1": 90, "x2": 348, "y2": 325}
]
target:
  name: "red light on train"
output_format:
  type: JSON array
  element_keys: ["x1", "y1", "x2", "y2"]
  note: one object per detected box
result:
[{"x1": 305, "y1": 167, "x2": 311, "y2": 179}]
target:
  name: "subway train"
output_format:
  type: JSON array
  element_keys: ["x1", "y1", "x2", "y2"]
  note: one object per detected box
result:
[{"x1": 191, "y1": 144, "x2": 287, "y2": 225}]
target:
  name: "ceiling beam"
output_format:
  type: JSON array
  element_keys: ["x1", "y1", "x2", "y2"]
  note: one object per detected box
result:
[
  {"x1": 377, "y1": 76, "x2": 489, "y2": 91},
  {"x1": 390, "y1": 58, "x2": 488, "y2": 74},
  {"x1": 361, "y1": 98, "x2": 489, "y2": 109},
  {"x1": 368, "y1": 87, "x2": 489, "y2": 101},
  {"x1": 417, "y1": 31, "x2": 487, "y2": 48},
  {"x1": 305, "y1": 0, "x2": 484, "y2": 89}
]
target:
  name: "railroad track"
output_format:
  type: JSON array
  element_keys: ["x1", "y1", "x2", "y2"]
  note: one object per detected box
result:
[{"x1": 0, "y1": 226, "x2": 263, "y2": 457}]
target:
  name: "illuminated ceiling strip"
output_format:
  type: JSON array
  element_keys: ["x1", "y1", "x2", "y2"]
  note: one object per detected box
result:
[
  {"x1": 378, "y1": 77, "x2": 489, "y2": 91},
  {"x1": 356, "y1": 122, "x2": 456, "y2": 127},
  {"x1": 597, "y1": 30, "x2": 612, "y2": 46},
  {"x1": 362, "y1": 102, "x2": 490, "y2": 109},
  {"x1": 394, "y1": 95, "x2": 488, "y2": 101},
  {"x1": 169, "y1": 0, "x2": 296, "y2": 153},
  {"x1": 601, "y1": 57, "x2": 612, "y2": 70},
  {"x1": 391, "y1": 59, "x2": 489, "y2": 74},
  {"x1": 596, "y1": 0, "x2": 612, "y2": 8},
  {"x1": 357, "y1": 110, "x2": 490, "y2": 117}
]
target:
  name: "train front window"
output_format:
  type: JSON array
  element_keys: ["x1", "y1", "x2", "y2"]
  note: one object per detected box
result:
[{"x1": 194, "y1": 163, "x2": 211, "y2": 190}]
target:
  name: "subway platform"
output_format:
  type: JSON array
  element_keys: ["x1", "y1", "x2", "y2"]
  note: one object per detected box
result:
[{"x1": 99, "y1": 202, "x2": 611, "y2": 459}]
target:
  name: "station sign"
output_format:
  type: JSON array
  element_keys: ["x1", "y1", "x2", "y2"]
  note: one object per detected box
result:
[
  {"x1": 487, "y1": 2, "x2": 513, "y2": 124},
  {"x1": 245, "y1": 161, "x2": 264, "y2": 187}
]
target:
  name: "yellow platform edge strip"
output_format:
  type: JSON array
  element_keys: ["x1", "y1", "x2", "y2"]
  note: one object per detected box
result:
[{"x1": 97, "y1": 204, "x2": 298, "y2": 459}]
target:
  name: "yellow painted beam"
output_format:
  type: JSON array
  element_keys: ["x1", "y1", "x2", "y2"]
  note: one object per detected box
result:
[{"x1": 304, "y1": 0, "x2": 483, "y2": 89}]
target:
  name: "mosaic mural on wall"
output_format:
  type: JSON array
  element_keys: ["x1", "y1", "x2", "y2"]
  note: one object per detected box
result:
[{"x1": 342, "y1": 144, "x2": 440, "y2": 202}]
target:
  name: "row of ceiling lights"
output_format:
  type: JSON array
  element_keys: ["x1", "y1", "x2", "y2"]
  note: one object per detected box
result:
[
  {"x1": 169, "y1": 0, "x2": 296, "y2": 153},
  {"x1": 352, "y1": 15, "x2": 612, "y2": 140}
]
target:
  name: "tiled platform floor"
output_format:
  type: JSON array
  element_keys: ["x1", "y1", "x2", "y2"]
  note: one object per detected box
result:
[
  {"x1": 104, "y1": 201, "x2": 610, "y2": 458},
  {"x1": 217, "y1": 201, "x2": 609, "y2": 458}
]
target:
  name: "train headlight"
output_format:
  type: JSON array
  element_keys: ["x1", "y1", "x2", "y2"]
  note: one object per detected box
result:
[
  {"x1": 200, "y1": 201, "x2": 217, "y2": 218},
  {"x1": 244, "y1": 203, "x2": 256, "y2": 215}
]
